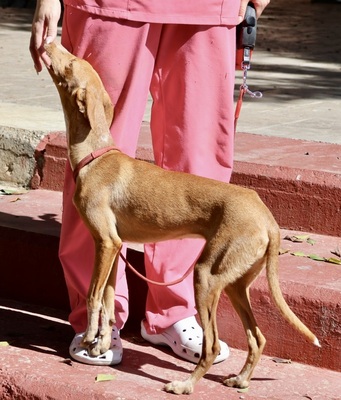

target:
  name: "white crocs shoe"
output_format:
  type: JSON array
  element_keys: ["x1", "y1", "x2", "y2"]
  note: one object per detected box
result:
[
  {"x1": 141, "y1": 316, "x2": 229, "y2": 364},
  {"x1": 69, "y1": 327, "x2": 123, "y2": 366}
]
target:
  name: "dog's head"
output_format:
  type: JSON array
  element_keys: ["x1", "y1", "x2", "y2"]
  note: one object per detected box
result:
[{"x1": 44, "y1": 41, "x2": 114, "y2": 129}]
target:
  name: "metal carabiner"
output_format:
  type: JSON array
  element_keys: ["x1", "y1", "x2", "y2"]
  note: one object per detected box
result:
[
  {"x1": 244, "y1": 85, "x2": 263, "y2": 98},
  {"x1": 241, "y1": 63, "x2": 263, "y2": 99}
]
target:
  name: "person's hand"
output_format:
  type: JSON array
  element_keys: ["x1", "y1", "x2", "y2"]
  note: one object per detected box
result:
[
  {"x1": 29, "y1": 0, "x2": 61, "y2": 73},
  {"x1": 238, "y1": 0, "x2": 270, "y2": 23}
]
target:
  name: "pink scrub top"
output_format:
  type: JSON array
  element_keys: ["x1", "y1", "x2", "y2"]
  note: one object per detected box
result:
[{"x1": 63, "y1": 0, "x2": 240, "y2": 25}]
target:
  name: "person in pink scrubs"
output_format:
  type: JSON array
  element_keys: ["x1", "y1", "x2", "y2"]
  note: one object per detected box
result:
[{"x1": 30, "y1": 0, "x2": 270, "y2": 366}]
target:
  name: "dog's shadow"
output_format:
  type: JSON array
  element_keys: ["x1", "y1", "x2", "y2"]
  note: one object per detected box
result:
[
  {"x1": 117, "y1": 337, "x2": 277, "y2": 387},
  {"x1": 0, "y1": 300, "x2": 276, "y2": 389},
  {"x1": 116, "y1": 344, "x2": 193, "y2": 385},
  {"x1": 0, "y1": 300, "x2": 193, "y2": 384}
]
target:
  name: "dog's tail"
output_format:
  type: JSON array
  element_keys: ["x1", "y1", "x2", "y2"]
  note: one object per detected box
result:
[{"x1": 266, "y1": 228, "x2": 321, "y2": 348}]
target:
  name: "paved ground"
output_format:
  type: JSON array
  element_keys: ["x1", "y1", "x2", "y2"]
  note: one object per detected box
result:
[
  {"x1": 1, "y1": 298, "x2": 341, "y2": 400},
  {"x1": 0, "y1": 0, "x2": 340, "y2": 143}
]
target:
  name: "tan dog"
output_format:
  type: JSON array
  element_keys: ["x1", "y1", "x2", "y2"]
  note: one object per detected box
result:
[{"x1": 44, "y1": 41, "x2": 320, "y2": 395}]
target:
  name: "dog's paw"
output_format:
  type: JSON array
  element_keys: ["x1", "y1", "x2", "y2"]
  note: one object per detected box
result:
[
  {"x1": 223, "y1": 375, "x2": 249, "y2": 389},
  {"x1": 164, "y1": 380, "x2": 194, "y2": 395},
  {"x1": 88, "y1": 333, "x2": 111, "y2": 356},
  {"x1": 81, "y1": 331, "x2": 97, "y2": 347}
]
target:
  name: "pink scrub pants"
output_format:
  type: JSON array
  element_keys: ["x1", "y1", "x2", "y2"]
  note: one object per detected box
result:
[{"x1": 59, "y1": 6, "x2": 236, "y2": 334}]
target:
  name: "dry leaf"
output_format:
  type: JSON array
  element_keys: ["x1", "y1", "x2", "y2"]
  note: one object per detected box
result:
[
  {"x1": 331, "y1": 246, "x2": 341, "y2": 258},
  {"x1": 290, "y1": 251, "x2": 306, "y2": 257},
  {"x1": 285, "y1": 235, "x2": 309, "y2": 243},
  {"x1": 272, "y1": 357, "x2": 291, "y2": 364},
  {"x1": 95, "y1": 374, "x2": 115, "y2": 382},
  {"x1": 326, "y1": 257, "x2": 341, "y2": 265},
  {"x1": 284, "y1": 235, "x2": 315, "y2": 245},
  {"x1": 307, "y1": 254, "x2": 325, "y2": 262},
  {"x1": 279, "y1": 248, "x2": 289, "y2": 255}
]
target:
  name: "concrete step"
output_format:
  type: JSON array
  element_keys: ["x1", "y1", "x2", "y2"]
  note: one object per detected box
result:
[
  {"x1": 31, "y1": 126, "x2": 341, "y2": 236},
  {"x1": 0, "y1": 188, "x2": 340, "y2": 375},
  {"x1": 0, "y1": 298, "x2": 341, "y2": 400}
]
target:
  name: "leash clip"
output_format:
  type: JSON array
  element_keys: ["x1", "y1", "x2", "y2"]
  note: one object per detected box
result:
[
  {"x1": 240, "y1": 62, "x2": 263, "y2": 99},
  {"x1": 234, "y1": 2, "x2": 262, "y2": 132}
]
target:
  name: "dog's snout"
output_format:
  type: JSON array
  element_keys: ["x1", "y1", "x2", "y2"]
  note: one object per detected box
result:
[{"x1": 44, "y1": 41, "x2": 57, "y2": 56}]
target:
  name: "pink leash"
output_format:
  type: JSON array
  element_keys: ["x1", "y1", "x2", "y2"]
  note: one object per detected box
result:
[{"x1": 119, "y1": 251, "x2": 195, "y2": 286}]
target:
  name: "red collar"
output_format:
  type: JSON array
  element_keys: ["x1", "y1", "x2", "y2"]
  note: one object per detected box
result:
[{"x1": 73, "y1": 146, "x2": 119, "y2": 182}]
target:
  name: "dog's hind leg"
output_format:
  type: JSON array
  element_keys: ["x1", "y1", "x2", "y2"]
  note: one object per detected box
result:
[
  {"x1": 82, "y1": 237, "x2": 122, "y2": 355},
  {"x1": 223, "y1": 281, "x2": 266, "y2": 388},
  {"x1": 165, "y1": 261, "x2": 222, "y2": 394}
]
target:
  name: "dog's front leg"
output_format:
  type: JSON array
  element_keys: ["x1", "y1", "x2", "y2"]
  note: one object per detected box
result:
[
  {"x1": 82, "y1": 239, "x2": 121, "y2": 355},
  {"x1": 92, "y1": 247, "x2": 121, "y2": 356}
]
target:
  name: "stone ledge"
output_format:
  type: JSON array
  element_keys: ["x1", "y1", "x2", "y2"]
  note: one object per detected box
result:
[
  {"x1": 13, "y1": 124, "x2": 341, "y2": 237},
  {"x1": 0, "y1": 126, "x2": 45, "y2": 188}
]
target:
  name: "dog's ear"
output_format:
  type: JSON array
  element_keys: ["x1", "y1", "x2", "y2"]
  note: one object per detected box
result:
[
  {"x1": 102, "y1": 90, "x2": 114, "y2": 127},
  {"x1": 79, "y1": 85, "x2": 112, "y2": 130}
]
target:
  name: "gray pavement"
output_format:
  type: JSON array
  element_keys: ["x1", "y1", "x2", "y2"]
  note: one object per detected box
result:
[{"x1": 0, "y1": 0, "x2": 340, "y2": 143}]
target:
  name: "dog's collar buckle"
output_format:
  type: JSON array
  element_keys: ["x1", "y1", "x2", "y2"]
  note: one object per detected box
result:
[{"x1": 73, "y1": 146, "x2": 119, "y2": 182}]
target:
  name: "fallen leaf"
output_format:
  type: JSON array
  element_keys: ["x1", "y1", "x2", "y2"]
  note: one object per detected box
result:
[
  {"x1": 325, "y1": 257, "x2": 341, "y2": 265},
  {"x1": 95, "y1": 374, "x2": 115, "y2": 382},
  {"x1": 284, "y1": 235, "x2": 310, "y2": 243},
  {"x1": 290, "y1": 251, "x2": 306, "y2": 257},
  {"x1": 284, "y1": 235, "x2": 315, "y2": 245},
  {"x1": 237, "y1": 387, "x2": 249, "y2": 393},
  {"x1": 331, "y1": 246, "x2": 341, "y2": 258},
  {"x1": 279, "y1": 248, "x2": 289, "y2": 255},
  {"x1": 307, "y1": 254, "x2": 325, "y2": 262},
  {"x1": 272, "y1": 357, "x2": 291, "y2": 364}
]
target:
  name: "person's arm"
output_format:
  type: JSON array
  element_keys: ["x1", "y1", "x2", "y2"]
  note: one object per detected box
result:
[
  {"x1": 29, "y1": 0, "x2": 61, "y2": 73},
  {"x1": 238, "y1": 0, "x2": 270, "y2": 23}
]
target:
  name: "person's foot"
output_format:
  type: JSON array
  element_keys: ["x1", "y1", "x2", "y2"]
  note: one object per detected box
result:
[
  {"x1": 69, "y1": 327, "x2": 123, "y2": 365},
  {"x1": 141, "y1": 316, "x2": 229, "y2": 364}
]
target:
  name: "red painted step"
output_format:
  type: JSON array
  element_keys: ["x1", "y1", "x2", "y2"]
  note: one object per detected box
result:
[
  {"x1": 33, "y1": 127, "x2": 341, "y2": 237},
  {"x1": 0, "y1": 189, "x2": 340, "y2": 373},
  {"x1": 0, "y1": 298, "x2": 340, "y2": 400}
]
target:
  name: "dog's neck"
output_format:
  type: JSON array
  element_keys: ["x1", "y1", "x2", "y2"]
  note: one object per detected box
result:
[
  {"x1": 67, "y1": 124, "x2": 115, "y2": 172},
  {"x1": 61, "y1": 99, "x2": 115, "y2": 172}
]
